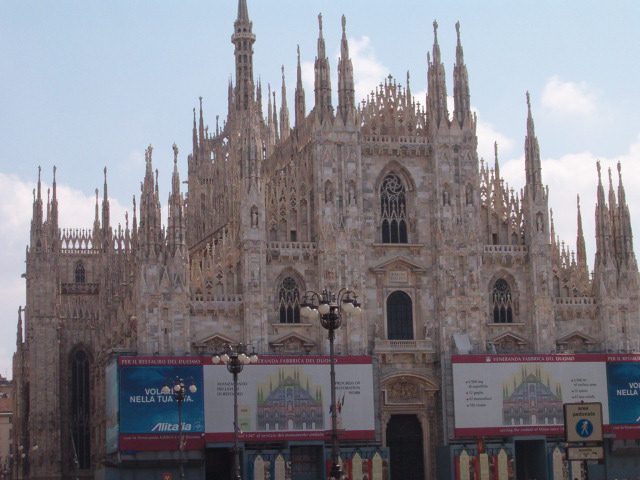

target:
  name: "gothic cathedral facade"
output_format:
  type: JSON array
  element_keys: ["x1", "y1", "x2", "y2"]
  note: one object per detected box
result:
[{"x1": 13, "y1": 2, "x2": 639, "y2": 480}]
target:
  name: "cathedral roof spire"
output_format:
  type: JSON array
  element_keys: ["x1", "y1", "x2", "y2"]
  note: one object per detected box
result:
[
  {"x1": 576, "y1": 194, "x2": 588, "y2": 276},
  {"x1": 30, "y1": 166, "x2": 44, "y2": 250},
  {"x1": 280, "y1": 65, "x2": 290, "y2": 139},
  {"x1": 192, "y1": 107, "x2": 198, "y2": 155},
  {"x1": 595, "y1": 160, "x2": 613, "y2": 267},
  {"x1": 102, "y1": 167, "x2": 111, "y2": 236},
  {"x1": 314, "y1": 13, "x2": 333, "y2": 122},
  {"x1": 198, "y1": 97, "x2": 205, "y2": 148},
  {"x1": 16, "y1": 306, "x2": 23, "y2": 349},
  {"x1": 427, "y1": 20, "x2": 449, "y2": 128},
  {"x1": 295, "y1": 45, "x2": 306, "y2": 127},
  {"x1": 167, "y1": 143, "x2": 186, "y2": 254},
  {"x1": 453, "y1": 21, "x2": 471, "y2": 128},
  {"x1": 615, "y1": 162, "x2": 636, "y2": 265},
  {"x1": 50, "y1": 166, "x2": 58, "y2": 236},
  {"x1": 524, "y1": 92, "x2": 543, "y2": 191},
  {"x1": 232, "y1": 0, "x2": 256, "y2": 111},
  {"x1": 237, "y1": 0, "x2": 249, "y2": 22},
  {"x1": 337, "y1": 15, "x2": 355, "y2": 124},
  {"x1": 139, "y1": 145, "x2": 163, "y2": 255}
]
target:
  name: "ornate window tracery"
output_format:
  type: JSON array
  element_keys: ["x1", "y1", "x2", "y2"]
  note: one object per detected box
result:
[
  {"x1": 380, "y1": 173, "x2": 408, "y2": 243},
  {"x1": 492, "y1": 279, "x2": 514, "y2": 323},
  {"x1": 387, "y1": 290, "x2": 413, "y2": 340},
  {"x1": 278, "y1": 276, "x2": 301, "y2": 324}
]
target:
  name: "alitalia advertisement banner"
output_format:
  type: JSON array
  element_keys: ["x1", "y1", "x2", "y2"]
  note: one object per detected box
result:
[
  {"x1": 117, "y1": 357, "x2": 206, "y2": 451},
  {"x1": 452, "y1": 353, "x2": 640, "y2": 438},
  {"x1": 203, "y1": 355, "x2": 375, "y2": 443},
  {"x1": 114, "y1": 355, "x2": 374, "y2": 451}
]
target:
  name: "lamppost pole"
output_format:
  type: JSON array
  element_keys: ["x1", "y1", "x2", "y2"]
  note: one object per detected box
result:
[
  {"x1": 300, "y1": 288, "x2": 361, "y2": 480},
  {"x1": 162, "y1": 377, "x2": 197, "y2": 480},
  {"x1": 212, "y1": 343, "x2": 259, "y2": 480}
]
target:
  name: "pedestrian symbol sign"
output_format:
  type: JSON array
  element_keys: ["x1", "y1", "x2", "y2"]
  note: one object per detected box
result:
[
  {"x1": 564, "y1": 402, "x2": 603, "y2": 443},
  {"x1": 576, "y1": 419, "x2": 593, "y2": 438}
]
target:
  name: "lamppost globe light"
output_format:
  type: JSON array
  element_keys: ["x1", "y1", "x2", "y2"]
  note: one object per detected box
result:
[
  {"x1": 211, "y1": 355, "x2": 220, "y2": 364},
  {"x1": 342, "y1": 300, "x2": 355, "y2": 313},
  {"x1": 174, "y1": 383, "x2": 182, "y2": 393},
  {"x1": 189, "y1": 384, "x2": 197, "y2": 394},
  {"x1": 221, "y1": 353, "x2": 230, "y2": 364},
  {"x1": 318, "y1": 303, "x2": 331, "y2": 315},
  {"x1": 238, "y1": 353, "x2": 247, "y2": 363},
  {"x1": 353, "y1": 305, "x2": 362, "y2": 316},
  {"x1": 300, "y1": 305, "x2": 312, "y2": 317},
  {"x1": 250, "y1": 354, "x2": 259, "y2": 363}
]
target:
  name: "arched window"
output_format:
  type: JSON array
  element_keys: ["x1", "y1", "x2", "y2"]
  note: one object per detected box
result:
[
  {"x1": 70, "y1": 349, "x2": 91, "y2": 469},
  {"x1": 492, "y1": 279, "x2": 514, "y2": 323},
  {"x1": 387, "y1": 291, "x2": 413, "y2": 340},
  {"x1": 278, "y1": 276, "x2": 301, "y2": 324},
  {"x1": 75, "y1": 261, "x2": 86, "y2": 284},
  {"x1": 380, "y1": 174, "x2": 408, "y2": 243}
]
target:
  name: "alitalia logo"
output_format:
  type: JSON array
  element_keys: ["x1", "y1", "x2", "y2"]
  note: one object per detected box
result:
[{"x1": 152, "y1": 422, "x2": 192, "y2": 432}]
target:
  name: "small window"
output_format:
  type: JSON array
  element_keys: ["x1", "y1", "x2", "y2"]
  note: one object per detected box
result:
[
  {"x1": 278, "y1": 276, "x2": 301, "y2": 324},
  {"x1": 492, "y1": 279, "x2": 514, "y2": 323},
  {"x1": 75, "y1": 261, "x2": 86, "y2": 284},
  {"x1": 387, "y1": 291, "x2": 413, "y2": 340}
]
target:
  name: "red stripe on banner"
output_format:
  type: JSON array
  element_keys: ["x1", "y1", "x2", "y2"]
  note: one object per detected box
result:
[
  {"x1": 455, "y1": 425, "x2": 564, "y2": 437},
  {"x1": 451, "y1": 353, "x2": 611, "y2": 364},
  {"x1": 205, "y1": 429, "x2": 375, "y2": 443},
  {"x1": 119, "y1": 433, "x2": 205, "y2": 451}
]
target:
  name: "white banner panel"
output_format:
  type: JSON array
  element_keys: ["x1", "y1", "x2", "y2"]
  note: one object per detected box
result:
[
  {"x1": 453, "y1": 354, "x2": 609, "y2": 436},
  {"x1": 203, "y1": 355, "x2": 375, "y2": 442}
]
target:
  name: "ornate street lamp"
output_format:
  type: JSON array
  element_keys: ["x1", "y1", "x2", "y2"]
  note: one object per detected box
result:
[
  {"x1": 161, "y1": 377, "x2": 198, "y2": 480},
  {"x1": 300, "y1": 288, "x2": 361, "y2": 480},
  {"x1": 212, "y1": 343, "x2": 259, "y2": 480}
]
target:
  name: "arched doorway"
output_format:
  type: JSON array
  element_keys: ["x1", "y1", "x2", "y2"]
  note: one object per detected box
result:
[{"x1": 386, "y1": 414, "x2": 424, "y2": 480}]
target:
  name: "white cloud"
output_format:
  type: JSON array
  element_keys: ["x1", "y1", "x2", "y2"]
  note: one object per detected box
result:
[
  {"x1": 473, "y1": 106, "x2": 516, "y2": 163},
  {"x1": 348, "y1": 36, "x2": 389, "y2": 102},
  {"x1": 499, "y1": 135, "x2": 640, "y2": 270},
  {"x1": 541, "y1": 75, "x2": 598, "y2": 117}
]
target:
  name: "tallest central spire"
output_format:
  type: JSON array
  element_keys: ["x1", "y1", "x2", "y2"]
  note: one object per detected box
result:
[{"x1": 232, "y1": 0, "x2": 256, "y2": 111}]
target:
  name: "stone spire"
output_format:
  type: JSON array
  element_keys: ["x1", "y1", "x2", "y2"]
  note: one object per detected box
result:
[
  {"x1": 192, "y1": 107, "x2": 198, "y2": 155},
  {"x1": 256, "y1": 78, "x2": 263, "y2": 119},
  {"x1": 272, "y1": 90, "x2": 279, "y2": 142},
  {"x1": 49, "y1": 166, "x2": 58, "y2": 238},
  {"x1": 594, "y1": 161, "x2": 613, "y2": 267},
  {"x1": 102, "y1": 167, "x2": 111, "y2": 237},
  {"x1": 524, "y1": 92, "x2": 543, "y2": 190},
  {"x1": 280, "y1": 66, "x2": 290, "y2": 139},
  {"x1": 138, "y1": 145, "x2": 162, "y2": 256},
  {"x1": 453, "y1": 21, "x2": 471, "y2": 128},
  {"x1": 198, "y1": 97, "x2": 205, "y2": 150},
  {"x1": 232, "y1": 0, "x2": 256, "y2": 111},
  {"x1": 314, "y1": 13, "x2": 333, "y2": 121},
  {"x1": 337, "y1": 15, "x2": 355, "y2": 124},
  {"x1": 167, "y1": 144, "x2": 186, "y2": 255},
  {"x1": 616, "y1": 162, "x2": 635, "y2": 266},
  {"x1": 295, "y1": 45, "x2": 306, "y2": 127},
  {"x1": 427, "y1": 20, "x2": 449, "y2": 128},
  {"x1": 16, "y1": 306, "x2": 23, "y2": 350},
  {"x1": 576, "y1": 195, "x2": 588, "y2": 276},
  {"x1": 30, "y1": 166, "x2": 44, "y2": 250}
]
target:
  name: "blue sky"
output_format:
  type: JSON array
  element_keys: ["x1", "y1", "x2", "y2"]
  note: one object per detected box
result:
[{"x1": 1, "y1": 1, "x2": 639, "y2": 377}]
